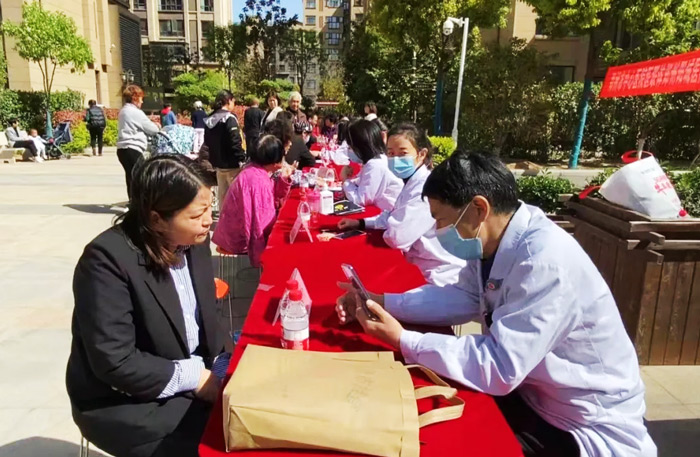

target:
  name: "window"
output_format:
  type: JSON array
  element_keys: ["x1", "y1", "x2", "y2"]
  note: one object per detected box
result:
[
  {"x1": 160, "y1": 19, "x2": 185, "y2": 37},
  {"x1": 309, "y1": 62, "x2": 317, "y2": 73},
  {"x1": 278, "y1": 63, "x2": 286, "y2": 72},
  {"x1": 548, "y1": 66, "x2": 575, "y2": 84},
  {"x1": 306, "y1": 0, "x2": 316, "y2": 8},
  {"x1": 140, "y1": 19, "x2": 148, "y2": 36},
  {"x1": 306, "y1": 79, "x2": 317, "y2": 90},
  {"x1": 327, "y1": 16, "x2": 342, "y2": 29},
  {"x1": 535, "y1": 18, "x2": 548, "y2": 38},
  {"x1": 353, "y1": 0, "x2": 363, "y2": 5},
  {"x1": 326, "y1": 48, "x2": 339, "y2": 60},
  {"x1": 326, "y1": 0, "x2": 341, "y2": 7},
  {"x1": 306, "y1": 15, "x2": 316, "y2": 26},
  {"x1": 159, "y1": 0, "x2": 183, "y2": 11},
  {"x1": 201, "y1": 0, "x2": 213, "y2": 12},
  {"x1": 134, "y1": 0, "x2": 147, "y2": 10},
  {"x1": 201, "y1": 20, "x2": 214, "y2": 37},
  {"x1": 354, "y1": 13, "x2": 364, "y2": 22},
  {"x1": 325, "y1": 32, "x2": 341, "y2": 45}
]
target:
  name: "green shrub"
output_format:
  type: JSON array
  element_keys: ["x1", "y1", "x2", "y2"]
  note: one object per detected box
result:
[
  {"x1": 0, "y1": 89, "x2": 83, "y2": 130},
  {"x1": 674, "y1": 169, "x2": 700, "y2": 217},
  {"x1": 587, "y1": 168, "x2": 618, "y2": 187},
  {"x1": 517, "y1": 173, "x2": 577, "y2": 214},
  {"x1": 63, "y1": 122, "x2": 90, "y2": 154},
  {"x1": 104, "y1": 120, "x2": 118, "y2": 146},
  {"x1": 429, "y1": 136, "x2": 456, "y2": 166}
]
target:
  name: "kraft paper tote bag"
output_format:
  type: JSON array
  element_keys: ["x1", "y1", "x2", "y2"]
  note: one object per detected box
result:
[{"x1": 222, "y1": 345, "x2": 464, "y2": 457}]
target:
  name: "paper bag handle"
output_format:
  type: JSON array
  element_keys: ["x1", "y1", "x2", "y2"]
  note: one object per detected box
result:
[{"x1": 406, "y1": 365, "x2": 465, "y2": 428}]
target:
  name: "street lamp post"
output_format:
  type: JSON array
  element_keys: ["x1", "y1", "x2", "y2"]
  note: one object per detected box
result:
[{"x1": 442, "y1": 17, "x2": 469, "y2": 146}]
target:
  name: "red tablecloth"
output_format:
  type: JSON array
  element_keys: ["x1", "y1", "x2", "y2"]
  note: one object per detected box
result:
[{"x1": 199, "y1": 190, "x2": 523, "y2": 457}]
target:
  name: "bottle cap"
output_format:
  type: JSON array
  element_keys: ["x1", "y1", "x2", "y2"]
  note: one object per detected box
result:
[
  {"x1": 286, "y1": 279, "x2": 299, "y2": 291},
  {"x1": 289, "y1": 289, "x2": 303, "y2": 301}
]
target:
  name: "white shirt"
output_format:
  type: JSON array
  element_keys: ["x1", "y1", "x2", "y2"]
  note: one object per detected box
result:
[
  {"x1": 342, "y1": 154, "x2": 403, "y2": 212},
  {"x1": 116, "y1": 103, "x2": 160, "y2": 153},
  {"x1": 365, "y1": 165, "x2": 466, "y2": 286},
  {"x1": 386, "y1": 203, "x2": 656, "y2": 457},
  {"x1": 365, "y1": 113, "x2": 378, "y2": 121}
]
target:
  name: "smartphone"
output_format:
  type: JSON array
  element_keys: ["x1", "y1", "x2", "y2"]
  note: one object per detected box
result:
[
  {"x1": 340, "y1": 264, "x2": 379, "y2": 321},
  {"x1": 334, "y1": 230, "x2": 366, "y2": 240}
]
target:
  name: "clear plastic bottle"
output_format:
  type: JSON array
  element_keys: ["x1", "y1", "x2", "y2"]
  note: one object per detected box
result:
[
  {"x1": 281, "y1": 289, "x2": 309, "y2": 351},
  {"x1": 320, "y1": 183, "x2": 334, "y2": 215}
]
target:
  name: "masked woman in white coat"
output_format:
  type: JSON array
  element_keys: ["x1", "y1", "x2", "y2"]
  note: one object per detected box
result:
[
  {"x1": 340, "y1": 120, "x2": 403, "y2": 212},
  {"x1": 338, "y1": 123, "x2": 465, "y2": 287}
]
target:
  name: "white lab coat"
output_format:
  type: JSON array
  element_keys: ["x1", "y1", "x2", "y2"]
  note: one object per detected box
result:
[
  {"x1": 330, "y1": 141, "x2": 350, "y2": 165},
  {"x1": 365, "y1": 165, "x2": 466, "y2": 286},
  {"x1": 385, "y1": 203, "x2": 656, "y2": 457},
  {"x1": 342, "y1": 154, "x2": 403, "y2": 212}
]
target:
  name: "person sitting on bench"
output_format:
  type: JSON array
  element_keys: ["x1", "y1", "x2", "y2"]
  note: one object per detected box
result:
[{"x1": 5, "y1": 118, "x2": 41, "y2": 162}]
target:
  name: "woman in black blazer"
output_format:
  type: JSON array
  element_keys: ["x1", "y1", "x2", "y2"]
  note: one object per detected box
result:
[{"x1": 66, "y1": 155, "x2": 226, "y2": 457}]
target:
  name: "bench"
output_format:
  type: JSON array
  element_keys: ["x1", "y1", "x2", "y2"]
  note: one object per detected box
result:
[{"x1": 0, "y1": 131, "x2": 25, "y2": 163}]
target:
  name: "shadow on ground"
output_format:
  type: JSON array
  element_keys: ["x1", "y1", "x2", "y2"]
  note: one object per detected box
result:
[
  {"x1": 64, "y1": 203, "x2": 127, "y2": 215},
  {"x1": 648, "y1": 418, "x2": 700, "y2": 456},
  {"x1": 0, "y1": 437, "x2": 110, "y2": 457}
]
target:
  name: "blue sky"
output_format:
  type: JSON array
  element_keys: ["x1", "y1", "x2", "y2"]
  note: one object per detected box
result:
[{"x1": 232, "y1": 0, "x2": 304, "y2": 23}]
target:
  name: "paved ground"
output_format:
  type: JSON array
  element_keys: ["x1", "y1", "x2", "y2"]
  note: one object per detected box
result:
[{"x1": 0, "y1": 150, "x2": 698, "y2": 456}]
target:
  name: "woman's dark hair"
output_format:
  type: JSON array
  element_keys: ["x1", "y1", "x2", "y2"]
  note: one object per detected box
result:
[
  {"x1": 325, "y1": 112, "x2": 338, "y2": 124},
  {"x1": 266, "y1": 91, "x2": 281, "y2": 106},
  {"x1": 263, "y1": 118, "x2": 294, "y2": 146},
  {"x1": 278, "y1": 110, "x2": 294, "y2": 123},
  {"x1": 123, "y1": 85, "x2": 145, "y2": 104},
  {"x1": 337, "y1": 120, "x2": 350, "y2": 145},
  {"x1": 252, "y1": 135, "x2": 286, "y2": 166},
  {"x1": 116, "y1": 155, "x2": 213, "y2": 272},
  {"x1": 213, "y1": 90, "x2": 234, "y2": 110},
  {"x1": 88, "y1": 100, "x2": 97, "y2": 107},
  {"x1": 422, "y1": 150, "x2": 519, "y2": 215},
  {"x1": 365, "y1": 102, "x2": 377, "y2": 114},
  {"x1": 347, "y1": 120, "x2": 385, "y2": 164},
  {"x1": 387, "y1": 122, "x2": 434, "y2": 170}
]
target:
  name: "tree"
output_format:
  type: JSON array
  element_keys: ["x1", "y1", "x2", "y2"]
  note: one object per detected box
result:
[
  {"x1": 458, "y1": 35, "x2": 553, "y2": 156},
  {"x1": 525, "y1": 0, "x2": 700, "y2": 166},
  {"x1": 240, "y1": 0, "x2": 298, "y2": 82},
  {"x1": 172, "y1": 71, "x2": 228, "y2": 112},
  {"x1": 0, "y1": 48, "x2": 7, "y2": 88},
  {"x1": 319, "y1": 76, "x2": 345, "y2": 102},
  {"x1": 201, "y1": 24, "x2": 247, "y2": 91},
  {"x1": 2, "y1": 1, "x2": 92, "y2": 135},
  {"x1": 143, "y1": 44, "x2": 189, "y2": 100},
  {"x1": 371, "y1": 0, "x2": 511, "y2": 134},
  {"x1": 281, "y1": 29, "x2": 324, "y2": 97}
]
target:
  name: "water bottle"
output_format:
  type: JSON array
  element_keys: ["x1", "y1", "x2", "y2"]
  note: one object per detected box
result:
[{"x1": 281, "y1": 289, "x2": 309, "y2": 351}]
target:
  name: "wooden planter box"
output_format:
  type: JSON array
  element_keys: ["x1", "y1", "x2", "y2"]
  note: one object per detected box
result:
[{"x1": 565, "y1": 197, "x2": 700, "y2": 365}]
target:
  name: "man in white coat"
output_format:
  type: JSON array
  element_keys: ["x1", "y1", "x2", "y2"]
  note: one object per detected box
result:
[{"x1": 336, "y1": 150, "x2": 656, "y2": 457}]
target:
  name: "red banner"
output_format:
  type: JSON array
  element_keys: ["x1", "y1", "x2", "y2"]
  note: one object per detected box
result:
[{"x1": 599, "y1": 49, "x2": 700, "y2": 98}]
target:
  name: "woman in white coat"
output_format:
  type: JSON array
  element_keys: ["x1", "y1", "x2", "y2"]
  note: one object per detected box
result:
[
  {"x1": 340, "y1": 119, "x2": 403, "y2": 212},
  {"x1": 338, "y1": 123, "x2": 465, "y2": 287},
  {"x1": 261, "y1": 92, "x2": 283, "y2": 126}
]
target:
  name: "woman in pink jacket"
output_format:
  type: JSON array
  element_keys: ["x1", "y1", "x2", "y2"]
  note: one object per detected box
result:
[{"x1": 212, "y1": 134, "x2": 296, "y2": 266}]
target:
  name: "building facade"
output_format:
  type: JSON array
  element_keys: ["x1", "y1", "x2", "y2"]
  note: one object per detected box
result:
[
  {"x1": 130, "y1": 0, "x2": 232, "y2": 64},
  {"x1": 1, "y1": 0, "x2": 141, "y2": 108}
]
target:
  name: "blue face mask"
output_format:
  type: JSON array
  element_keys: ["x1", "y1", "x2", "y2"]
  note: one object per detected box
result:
[
  {"x1": 435, "y1": 203, "x2": 483, "y2": 260},
  {"x1": 388, "y1": 155, "x2": 416, "y2": 179},
  {"x1": 347, "y1": 148, "x2": 362, "y2": 164}
]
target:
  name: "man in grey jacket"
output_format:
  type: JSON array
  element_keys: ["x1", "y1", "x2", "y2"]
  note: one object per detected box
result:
[{"x1": 5, "y1": 119, "x2": 41, "y2": 162}]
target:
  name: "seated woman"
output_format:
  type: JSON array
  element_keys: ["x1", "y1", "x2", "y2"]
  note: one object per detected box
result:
[
  {"x1": 66, "y1": 155, "x2": 227, "y2": 457},
  {"x1": 212, "y1": 135, "x2": 296, "y2": 267},
  {"x1": 341, "y1": 119, "x2": 403, "y2": 212},
  {"x1": 338, "y1": 123, "x2": 466, "y2": 287}
]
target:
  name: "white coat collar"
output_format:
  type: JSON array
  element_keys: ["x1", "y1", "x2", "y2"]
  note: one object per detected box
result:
[{"x1": 487, "y1": 202, "x2": 532, "y2": 285}]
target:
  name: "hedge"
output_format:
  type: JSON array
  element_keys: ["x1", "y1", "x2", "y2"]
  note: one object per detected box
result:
[{"x1": 0, "y1": 89, "x2": 83, "y2": 131}]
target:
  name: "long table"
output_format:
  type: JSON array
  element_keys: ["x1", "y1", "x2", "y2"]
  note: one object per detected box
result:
[{"x1": 199, "y1": 188, "x2": 523, "y2": 457}]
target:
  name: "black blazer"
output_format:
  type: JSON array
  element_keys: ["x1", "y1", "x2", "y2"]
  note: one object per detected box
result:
[{"x1": 66, "y1": 225, "x2": 223, "y2": 455}]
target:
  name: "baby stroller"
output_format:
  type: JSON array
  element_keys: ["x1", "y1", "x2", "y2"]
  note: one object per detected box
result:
[
  {"x1": 150, "y1": 124, "x2": 196, "y2": 156},
  {"x1": 45, "y1": 122, "x2": 73, "y2": 159}
]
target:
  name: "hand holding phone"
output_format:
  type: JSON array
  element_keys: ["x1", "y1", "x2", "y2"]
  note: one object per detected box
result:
[{"x1": 340, "y1": 264, "x2": 379, "y2": 321}]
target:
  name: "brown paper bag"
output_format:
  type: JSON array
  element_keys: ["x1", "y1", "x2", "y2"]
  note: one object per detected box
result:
[{"x1": 223, "y1": 345, "x2": 464, "y2": 457}]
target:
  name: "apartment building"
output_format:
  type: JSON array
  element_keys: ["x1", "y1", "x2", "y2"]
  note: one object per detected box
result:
[
  {"x1": 279, "y1": 0, "x2": 368, "y2": 98},
  {"x1": 129, "y1": 0, "x2": 232, "y2": 64},
  {"x1": 1, "y1": 0, "x2": 141, "y2": 108}
]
